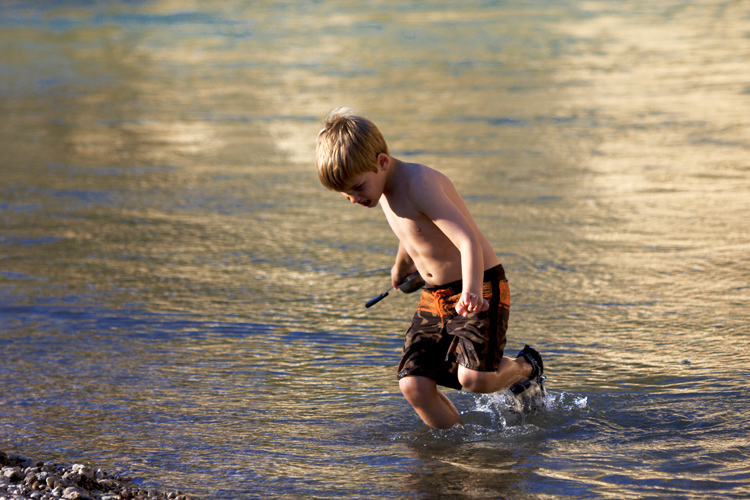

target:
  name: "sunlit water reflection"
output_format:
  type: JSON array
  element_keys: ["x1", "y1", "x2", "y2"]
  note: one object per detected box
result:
[{"x1": 1, "y1": 1, "x2": 749, "y2": 499}]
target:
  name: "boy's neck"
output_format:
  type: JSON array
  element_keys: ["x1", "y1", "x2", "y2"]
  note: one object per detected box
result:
[{"x1": 382, "y1": 156, "x2": 402, "y2": 196}]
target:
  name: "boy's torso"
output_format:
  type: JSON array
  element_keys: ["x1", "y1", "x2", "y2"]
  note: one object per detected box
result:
[
  {"x1": 384, "y1": 199, "x2": 463, "y2": 284},
  {"x1": 380, "y1": 161, "x2": 499, "y2": 286}
]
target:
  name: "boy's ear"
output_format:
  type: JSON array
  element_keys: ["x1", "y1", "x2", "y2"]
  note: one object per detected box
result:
[{"x1": 376, "y1": 153, "x2": 390, "y2": 171}]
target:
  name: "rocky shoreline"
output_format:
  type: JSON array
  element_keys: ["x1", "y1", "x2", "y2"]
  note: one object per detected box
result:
[{"x1": 0, "y1": 452, "x2": 194, "y2": 500}]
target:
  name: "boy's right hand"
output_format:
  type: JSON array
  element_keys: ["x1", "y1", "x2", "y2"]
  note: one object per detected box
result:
[{"x1": 391, "y1": 265, "x2": 417, "y2": 290}]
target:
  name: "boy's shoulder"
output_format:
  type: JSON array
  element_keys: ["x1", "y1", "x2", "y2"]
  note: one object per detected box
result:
[
  {"x1": 386, "y1": 159, "x2": 457, "y2": 212},
  {"x1": 393, "y1": 160, "x2": 449, "y2": 191}
]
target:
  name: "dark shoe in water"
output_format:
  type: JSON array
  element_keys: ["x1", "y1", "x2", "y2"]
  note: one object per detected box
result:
[{"x1": 509, "y1": 345, "x2": 545, "y2": 396}]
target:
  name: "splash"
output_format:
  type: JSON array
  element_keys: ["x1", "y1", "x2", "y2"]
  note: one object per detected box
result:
[
  {"x1": 544, "y1": 391, "x2": 589, "y2": 411},
  {"x1": 464, "y1": 383, "x2": 548, "y2": 427},
  {"x1": 391, "y1": 385, "x2": 590, "y2": 444}
]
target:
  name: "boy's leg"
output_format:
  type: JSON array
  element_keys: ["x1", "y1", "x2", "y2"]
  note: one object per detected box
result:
[
  {"x1": 457, "y1": 355, "x2": 532, "y2": 394},
  {"x1": 399, "y1": 375, "x2": 461, "y2": 429}
]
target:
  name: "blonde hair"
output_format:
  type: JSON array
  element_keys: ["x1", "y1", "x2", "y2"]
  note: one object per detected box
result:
[{"x1": 315, "y1": 107, "x2": 389, "y2": 191}]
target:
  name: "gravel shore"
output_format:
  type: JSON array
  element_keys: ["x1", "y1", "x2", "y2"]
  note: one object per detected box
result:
[{"x1": 0, "y1": 452, "x2": 194, "y2": 500}]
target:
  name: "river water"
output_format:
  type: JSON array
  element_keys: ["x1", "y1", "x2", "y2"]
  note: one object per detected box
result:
[{"x1": 1, "y1": 1, "x2": 749, "y2": 499}]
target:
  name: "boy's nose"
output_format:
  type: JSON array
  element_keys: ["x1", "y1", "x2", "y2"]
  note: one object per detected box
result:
[{"x1": 342, "y1": 192, "x2": 358, "y2": 203}]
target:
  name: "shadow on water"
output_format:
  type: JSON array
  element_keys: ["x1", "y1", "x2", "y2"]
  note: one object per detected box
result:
[
  {"x1": 3, "y1": 280, "x2": 750, "y2": 499},
  {"x1": 389, "y1": 389, "x2": 586, "y2": 500},
  {"x1": 391, "y1": 385, "x2": 750, "y2": 500}
]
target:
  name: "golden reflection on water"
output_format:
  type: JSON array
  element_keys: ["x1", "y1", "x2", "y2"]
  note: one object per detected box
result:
[
  {"x1": 1, "y1": 1, "x2": 750, "y2": 498},
  {"x1": 1, "y1": 1, "x2": 747, "y2": 368}
]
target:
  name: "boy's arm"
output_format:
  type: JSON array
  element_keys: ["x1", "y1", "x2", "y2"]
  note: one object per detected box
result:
[
  {"x1": 391, "y1": 241, "x2": 417, "y2": 289},
  {"x1": 415, "y1": 176, "x2": 488, "y2": 317}
]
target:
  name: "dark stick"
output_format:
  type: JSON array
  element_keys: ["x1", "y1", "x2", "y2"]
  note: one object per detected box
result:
[
  {"x1": 365, "y1": 288, "x2": 392, "y2": 308},
  {"x1": 364, "y1": 272, "x2": 425, "y2": 308}
]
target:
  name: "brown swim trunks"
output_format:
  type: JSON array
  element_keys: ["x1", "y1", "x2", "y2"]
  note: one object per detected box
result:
[{"x1": 397, "y1": 264, "x2": 510, "y2": 390}]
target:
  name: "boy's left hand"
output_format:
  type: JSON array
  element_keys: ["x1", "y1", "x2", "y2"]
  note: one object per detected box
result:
[{"x1": 455, "y1": 291, "x2": 489, "y2": 317}]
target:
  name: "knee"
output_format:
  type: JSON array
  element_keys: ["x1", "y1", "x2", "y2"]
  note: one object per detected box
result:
[
  {"x1": 399, "y1": 375, "x2": 436, "y2": 405},
  {"x1": 458, "y1": 368, "x2": 491, "y2": 393}
]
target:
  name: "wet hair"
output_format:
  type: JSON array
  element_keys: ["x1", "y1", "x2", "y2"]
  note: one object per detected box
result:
[{"x1": 315, "y1": 107, "x2": 389, "y2": 191}]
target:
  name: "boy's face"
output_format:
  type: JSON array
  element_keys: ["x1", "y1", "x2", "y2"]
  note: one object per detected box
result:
[
  {"x1": 339, "y1": 154, "x2": 389, "y2": 208},
  {"x1": 340, "y1": 170, "x2": 383, "y2": 208}
]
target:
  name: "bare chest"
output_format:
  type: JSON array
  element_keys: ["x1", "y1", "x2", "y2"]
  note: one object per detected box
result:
[{"x1": 382, "y1": 204, "x2": 446, "y2": 246}]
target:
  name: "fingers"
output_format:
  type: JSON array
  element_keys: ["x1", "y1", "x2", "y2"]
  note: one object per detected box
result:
[
  {"x1": 455, "y1": 292, "x2": 489, "y2": 317},
  {"x1": 392, "y1": 274, "x2": 407, "y2": 289},
  {"x1": 390, "y1": 270, "x2": 404, "y2": 289},
  {"x1": 390, "y1": 266, "x2": 413, "y2": 290}
]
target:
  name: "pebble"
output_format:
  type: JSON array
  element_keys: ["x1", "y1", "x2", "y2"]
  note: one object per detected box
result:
[{"x1": 0, "y1": 451, "x2": 194, "y2": 500}]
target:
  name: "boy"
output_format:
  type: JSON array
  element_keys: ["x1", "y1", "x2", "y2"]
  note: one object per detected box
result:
[{"x1": 315, "y1": 107, "x2": 544, "y2": 429}]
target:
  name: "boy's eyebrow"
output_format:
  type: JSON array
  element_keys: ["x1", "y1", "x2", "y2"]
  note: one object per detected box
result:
[{"x1": 341, "y1": 180, "x2": 361, "y2": 191}]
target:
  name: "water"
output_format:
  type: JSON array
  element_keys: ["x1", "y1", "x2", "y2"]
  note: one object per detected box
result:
[{"x1": 1, "y1": 0, "x2": 749, "y2": 498}]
